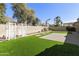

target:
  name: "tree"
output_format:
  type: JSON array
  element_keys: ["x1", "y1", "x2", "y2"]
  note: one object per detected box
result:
[
  {"x1": 32, "y1": 17, "x2": 41, "y2": 26},
  {"x1": 12, "y1": 3, "x2": 28, "y2": 24},
  {"x1": 35, "y1": 17, "x2": 41, "y2": 25},
  {"x1": 54, "y1": 16, "x2": 62, "y2": 26},
  {"x1": 45, "y1": 19, "x2": 50, "y2": 26},
  {"x1": 0, "y1": 3, "x2": 7, "y2": 24},
  {"x1": 12, "y1": 3, "x2": 36, "y2": 26},
  {"x1": 27, "y1": 9, "x2": 35, "y2": 25}
]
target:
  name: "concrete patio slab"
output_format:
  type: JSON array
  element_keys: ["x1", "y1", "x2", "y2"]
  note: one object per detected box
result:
[
  {"x1": 40, "y1": 33, "x2": 66, "y2": 42},
  {"x1": 40, "y1": 32, "x2": 79, "y2": 46}
]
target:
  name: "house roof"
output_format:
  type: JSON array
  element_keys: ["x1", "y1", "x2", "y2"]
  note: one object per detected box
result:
[
  {"x1": 5, "y1": 16, "x2": 17, "y2": 23},
  {"x1": 73, "y1": 21, "x2": 79, "y2": 26},
  {"x1": 63, "y1": 22, "x2": 74, "y2": 24}
]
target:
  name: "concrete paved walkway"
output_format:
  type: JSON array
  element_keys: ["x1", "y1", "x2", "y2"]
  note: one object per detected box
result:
[{"x1": 40, "y1": 33, "x2": 66, "y2": 42}]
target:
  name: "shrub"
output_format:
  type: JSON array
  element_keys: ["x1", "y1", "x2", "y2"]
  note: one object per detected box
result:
[
  {"x1": 41, "y1": 28, "x2": 48, "y2": 32},
  {"x1": 66, "y1": 26, "x2": 76, "y2": 32},
  {"x1": 66, "y1": 26, "x2": 76, "y2": 34}
]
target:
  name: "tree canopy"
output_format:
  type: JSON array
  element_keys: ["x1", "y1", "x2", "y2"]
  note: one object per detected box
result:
[
  {"x1": 54, "y1": 16, "x2": 63, "y2": 26},
  {"x1": 0, "y1": 4, "x2": 7, "y2": 24}
]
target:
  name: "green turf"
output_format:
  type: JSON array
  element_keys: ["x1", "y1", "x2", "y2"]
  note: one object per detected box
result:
[
  {"x1": 37, "y1": 43, "x2": 79, "y2": 56},
  {"x1": 0, "y1": 35, "x2": 79, "y2": 56},
  {"x1": 36, "y1": 31, "x2": 53, "y2": 37},
  {"x1": 35, "y1": 31, "x2": 67, "y2": 37},
  {"x1": 52, "y1": 31, "x2": 67, "y2": 34},
  {"x1": 0, "y1": 36, "x2": 63, "y2": 56}
]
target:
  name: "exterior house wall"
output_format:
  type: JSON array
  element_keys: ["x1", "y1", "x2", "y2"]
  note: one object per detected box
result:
[{"x1": 63, "y1": 23, "x2": 73, "y2": 26}]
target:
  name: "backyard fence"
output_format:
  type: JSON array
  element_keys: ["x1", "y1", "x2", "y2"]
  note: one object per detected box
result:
[
  {"x1": 0, "y1": 23, "x2": 47, "y2": 40},
  {"x1": 49, "y1": 26, "x2": 66, "y2": 31}
]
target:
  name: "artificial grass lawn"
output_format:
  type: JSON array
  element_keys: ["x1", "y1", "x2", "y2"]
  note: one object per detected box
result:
[
  {"x1": 35, "y1": 31, "x2": 53, "y2": 37},
  {"x1": 37, "y1": 42, "x2": 79, "y2": 56},
  {"x1": 0, "y1": 36, "x2": 63, "y2": 56},
  {"x1": 0, "y1": 35, "x2": 79, "y2": 56},
  {"x1": 52, "y1": 31, "x2": 67, "y2": 34},
  {"x1": 35, "y1": 31, "x2": 67, "y2": 37}
]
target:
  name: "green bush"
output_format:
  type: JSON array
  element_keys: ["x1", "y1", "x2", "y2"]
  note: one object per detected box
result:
[{"x1": 66, "y1": 26, "x2": 76, "y2": 34}]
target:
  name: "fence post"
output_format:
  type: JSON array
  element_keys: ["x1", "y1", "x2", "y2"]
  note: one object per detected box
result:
[{"x1": 14, "y1": 23, "x2": 16, "y2": 39}]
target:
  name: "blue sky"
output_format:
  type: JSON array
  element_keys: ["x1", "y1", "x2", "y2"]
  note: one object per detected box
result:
[{"x1": 5, "y1": 3, "x2": 79, "y2": 24}]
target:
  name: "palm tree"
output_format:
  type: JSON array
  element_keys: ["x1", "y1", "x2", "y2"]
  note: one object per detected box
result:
[{"x1": 0, "y1": 3, "x2": 6, "y2": 24}]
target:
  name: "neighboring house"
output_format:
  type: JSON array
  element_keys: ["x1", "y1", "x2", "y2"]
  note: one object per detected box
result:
[
  {"x1": 5, "y1": 16, "x2": 17, "y2": 23},
  {"x1": 73, "y1": 22, "x2": 79, "y2": 32},
  {"x1": 63, "y1": 22, "x2": 74, "y2": 26},
  {"x1": 63, "y1": 21, "x2": 79, "y2": 32}
]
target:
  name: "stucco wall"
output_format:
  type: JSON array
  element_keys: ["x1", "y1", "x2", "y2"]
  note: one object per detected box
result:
[{"x1": 0, "y1": 24, "x2": 47, "y2": 39}]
